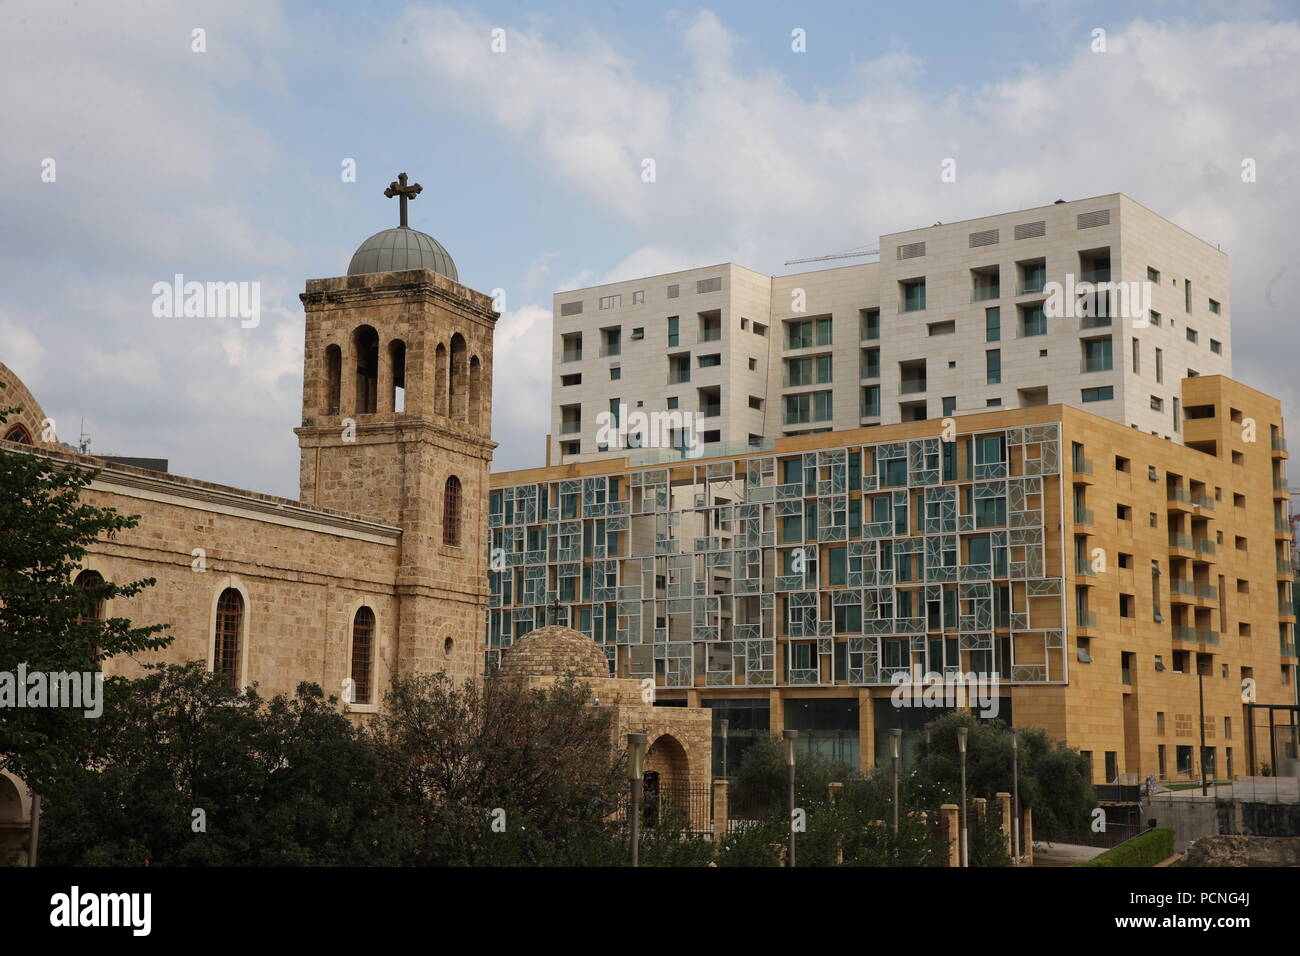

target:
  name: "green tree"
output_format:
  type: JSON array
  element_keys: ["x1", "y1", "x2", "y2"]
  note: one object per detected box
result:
[
  {"x1": 0, "y1": 397, "x2": 170, "y2": 791},
  {"x1": 910, "y1": 712, "x2": 1094, "y2": 841},
  {"x1": 39, "y1": 662, "x2": 406, "y2": 866},
  {"x1": 365, "y1": 670, "x2": 626, "y2": 865}
]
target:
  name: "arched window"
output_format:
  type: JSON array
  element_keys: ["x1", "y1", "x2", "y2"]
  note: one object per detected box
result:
[
  {"x1": 389, "y1": 339, "x2": 407, "y2": 413},
  {"x1": 73, "y1": 570, "x2": 104, "y2": 626},
  {"x1": 214, "y1": 588, "x2": 244, "y2": 687},
  {"x1": 435, "y1": 342, "x2": 448, "y2": 417},
  {"x1": 353, "y1": 325, "x2": 379, "y2": 414},
  {"x1": 3, "y1": 424, "x2": 32, "y2": 444},
  {"x1": 325, "y1": 344, "x2": 342, "y2": 415},
  {"x1": 469, "y1": 355, "x2": 482, "y2": 428},
  {"x1": 449, "y1": 334, "x2": 467, "y2": 421},
  {"x1": 351, "y1": 606, "x2": 375, "y2": 705},
  {"x1": 443, "y1": 475, "x2": 462, "y2": 547}
]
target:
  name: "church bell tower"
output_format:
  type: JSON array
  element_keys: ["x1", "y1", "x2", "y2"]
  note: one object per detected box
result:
[{"x1": 294, "y1": 173, "x2": 497, "y2": 680}]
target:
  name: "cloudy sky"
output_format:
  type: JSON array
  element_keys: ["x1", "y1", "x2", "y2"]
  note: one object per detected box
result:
[{"x1": 3, "y1": 0, "x2": 1298, "y2": 497}]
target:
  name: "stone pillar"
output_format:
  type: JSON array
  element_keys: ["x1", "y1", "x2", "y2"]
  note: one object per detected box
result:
[
  {"x1": 974, "y1": 796, "x2": 987, "y2": 821},
  {"x1": 940, "y1": 804, "x2": 960, "y2": 867},
  {"x1": 712, "y1": 778, "x2": 729, "y2": 845},
  {"x1": 1023, "y1": 806, "x2": 1034, "y2": 866},
  {"x1": 996, "y1": 792, "x2": 1012, "y2": 857}
]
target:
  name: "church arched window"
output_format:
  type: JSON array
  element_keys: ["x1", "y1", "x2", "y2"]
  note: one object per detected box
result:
[
  {"x1": 3, "y1": 424, "x2": 32, "y2": 444},
  {"x1": 449, "y1": 334, "x2": 467, "y2": 421},
  {"x1": 388, "y1": 340, "x2": 407, "y2": 413},
  {"x1": 469, "y1": 355, "x2": 482, "y2": 427},
  {"x1": 443, "y1": 475, "x2": 462, "y2": 547},
  {"x1": 353, "y1": 326, "x2": 379, "y2": 414},
  {"x1": 350, "y1": 606, "x2": 375, "y2": 705},
  {"x1": 325, "y1": 344, "x2": 342, "y2": 415},
  {"x1": 213, "y1": 588, "x2": 244, "y2": 687},
  {"x1": 73, "y1": 570, "x2": 104, "y2": 626},
  {"x1": 435, "y1": 343, "x2": 448, "y2": 417}
]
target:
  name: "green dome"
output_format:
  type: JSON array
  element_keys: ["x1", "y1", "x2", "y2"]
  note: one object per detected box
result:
[{"x1": 347, "y1": 226, "x2": 458, "y2": 281}]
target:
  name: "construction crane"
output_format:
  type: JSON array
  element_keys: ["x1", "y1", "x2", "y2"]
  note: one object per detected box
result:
[{"x1": 784, "y1": 245, "x2": 879, "y2": 266}]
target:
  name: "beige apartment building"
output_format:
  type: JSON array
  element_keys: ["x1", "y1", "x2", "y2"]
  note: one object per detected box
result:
[
  {"x1": 494, "y1": 374, "x2": 1294, "y2": 784},
  {"x1": 550, "y1": 194, "x2": 1231, "y2": 464}
]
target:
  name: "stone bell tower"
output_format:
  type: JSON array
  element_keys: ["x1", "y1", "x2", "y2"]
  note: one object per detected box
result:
[{"x1": 295, "y1": 173, "x2": 497, "y2": 680}]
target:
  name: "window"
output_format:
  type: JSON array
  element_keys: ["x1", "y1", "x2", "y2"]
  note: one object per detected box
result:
[
  {"x1": 1082, "y1": 336, "x2": 1113, "y2": 372},
  {"x1": 630, "y1": 327, "x2": 644, "y2": 341},
  {"x1": 667, "y1": 284, "x2": 679, "y2": 299},
  {"x1": 1150, "y1": 395, "x2": 1163, "y2": 412},
  {"x1": 1185, "y1": 279, "x2": 1192, "y2": 312},
  {"x1": 1131, "y1": 338, "x2": 1140, "y2": 374},
  {"x1": 748, "y1": 357, "x2": 758, "y2": 371},
  {"x1": 1186, "y1": 327, "x2": 1198, "y2": 344},
  {"x1": 985, "y1": 349, "x2": 1001, "y2": 385},
  {"x1": 900, "y1": 279, "x2": 926, "y2": 312},
  {"x1": 697, "y1": 277, "x2": 722, "y2": 294},
  {"x1": 928, "y1": 320, "x2": 955, "y2": 336},
  {"x1": 632, "y1": 290, "x2": 645, "y2": 305},
  {"x1": 1209, "y1": 298, "x2": 1220, "y2": 314},
  {"x1": 785, "y1": 391, "x2": 833, "y2": 425},
  {"x1": 351, "y1": 607, "x2": 375, "y2": 705},
  {"x1": 1155, "y1": 348, "x2": 1164, "y2": 384},
  {"x1": 667, "y1": 316, "x2": 679, "y2": 347},
  {"x1": 861, "y1": 309, "x2": 880, "y2": 340},
  {"x1": 1149, "y1": 310, "x2": 1161, "y2": 327},
  {"x1": 560, "y1": 373, "x2": 581, "y2": 387},
  {"x1": 942, "y1": 396, "x2": 956, "y2": 416},
  {"x1": 748, "y1": 395, "x2": 763, "y2": 410},
  {"x1": 610, "y1": 367, "x2": 621, "y2": 380},
  {"x1": 599, "y1": 294, "x2": 621, "y2": 310},
  {"x1": 1082, "y1": 386, "x2": 1114, "y2": 402},
  {"x1": 861, "y1": 385, "x2": 881, "y2": 417},
  {"x1": 1210, "y1": 339, "x2": 1222, "y2": 355},
  {"x1": 74, "y1": 570, "x2": 105, "y2": 626},
  {"x1": 559, "y1": 300, "x2": 583, "y2": 316},
  {"x1": 861, "y1": 347, "x2": 880, "y2": 379},
  {"x1": 1019, "y1": 303, "x2": 1046, "y2": 337},
  {"x1": 698, "y1": 353, "x2": 721, "y2": 368},
  {"x1": 214, "y1": 588, "x2": 243, "y2": 687},
  {"x1": 985, "y1": 307, "x2": 1000, "y2": 342},
  {"x1": 443, "y1": 475, "x2": 463, "y2": 546},
  {"x1": 1147, "y1": 266, "x2": 1160, "y2": 282}
]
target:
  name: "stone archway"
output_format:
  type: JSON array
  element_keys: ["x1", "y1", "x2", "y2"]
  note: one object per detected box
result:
[
  {"x1": 646, "y1": 733, "x2": 689, "y2": 786},
  {"x1": 0, "y1": 772, "x2": 30, "y2": 866}
]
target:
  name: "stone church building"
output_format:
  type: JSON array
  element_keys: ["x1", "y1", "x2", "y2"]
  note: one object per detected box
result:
[{"x1": 0, "y1": 189, "x2": 714, "y2": 863}]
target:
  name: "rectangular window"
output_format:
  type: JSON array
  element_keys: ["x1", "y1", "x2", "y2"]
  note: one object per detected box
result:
[
  {"x1": 667, "y1": 316, "x2": 679, "y2": 347},
  {"x1": 862, "y1": 385, "x2": 881, "y2": 417},
  {"x1": 1156, "y1": 348, "x2": 1164, "y2": 384},
  {"x1": 985, "y1": 307, "x2": 1000, "y2": 342},
  {"x1": 1209, "y1": 298, "x2": 1221, "y2": 314},
  {"x1": 1020, "y1": 304, "x2": 1046, "y2": 337},
  {"x1": 1210, "y1": 339, "x2": 1222, "y2": 355},
  {"x1": 900, "y1": 279, "x2": 926, "y2": 312},
  {"x1": 699, "y1": 353, "x2": 721, "y2": 368},
  {"x1": 942, "y1": 396, "x2": 956, "y2": 416},
  {"x1": 1131, "y1": 337, "x2": 1140, "y2": 374},
  {"x1": 861, "y1": 308, "x2": 880, "y2": 340},
  {"x1": 1147, "y1": 266, "x2": 1160, "y2": 282},
  {"x1": 1149, "y1": 310, "x2": 1161, "y2": 327},
  {"x1": 1082, "y1": 386, "x2": 1114, "y2": 402},
  {"x1": 1082, "y1": 336, "x2": 1113, "y2": 372},
  {"x1": 667, "y1": 284, "x2": 679, "y2": 299},
  {"x1": 985, "y1": 349, "x2": 1001, "y2": 385}
]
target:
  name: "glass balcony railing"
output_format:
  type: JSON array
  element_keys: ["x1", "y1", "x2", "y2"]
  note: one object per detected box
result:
[
  {"x1": 1169, "y1": 487, "x2": 1192, "y2": 505},
  {"x1": 1169, "y1": 533, "x2": 1194, "y2": 550},
  {"x1": 1194, "y1": 538, "x2": 1216, "y2": 555},
  {"x1": 559, "y1": 421, "x2": 582, "y2": 435},
  {"x1": 1017, "y1": 277, "x2": 1046, "y2": 295},
  {"x1": 1080, "y1": 357, "x2": 1113, "y2": 373},
  {"x1": 1273, "y1": 436, "x2": 1288, "y2": 452},
  {"x1": 899, "y1": 380, "x2": 927, "y2": 395},
  {"x1": 1074, "y1": 508, "x2": 1094, "y2": 525},
  {"x1": 701, "y1": 405, "x2": 721, "y2": 419},
  {"x1": 1072, "y1": 456, "x2": 1093, "y2": 475},
  {"x1": 1192, "y1": 493, "x2": 1215, "y2": 510},
  {"x1": 971, "y1": 286, "x2": 1000, "y2": 303},
  {"x1": 1077, "y1": 610, "x2": 1097, "y2": 627},
  {"x1": 667, "y1": 369, "x2": 691, "y2": 384},
  {"x1": 1170, "y1": 579, "x2": 1196, "y2": 597},
  {"x1": 562, "y1": 350, "x2": 583, "y2": 363},
  {"x1": 1079, "y1": 268, "x2": 1112, "y2": 283}
]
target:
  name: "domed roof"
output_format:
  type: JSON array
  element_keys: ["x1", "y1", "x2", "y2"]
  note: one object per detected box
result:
[
  {"x1": 499, "y1": 626, "x2": 612, "y2": 680},
  {"x1": 347, "y1": 226, "x2": 458, "y2": 281}
]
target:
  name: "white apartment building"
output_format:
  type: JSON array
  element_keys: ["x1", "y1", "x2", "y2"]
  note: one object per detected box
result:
[{"x1": 549, "y1": 193, "x2": 1231, "y2": 463}]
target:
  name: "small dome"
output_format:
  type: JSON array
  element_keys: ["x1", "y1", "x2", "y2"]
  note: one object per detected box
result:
[
  {"x1": 347, "y1": 226, "x2": 458, "y2": 281},
  {"x1": 499, "y1": 626, "x2": 611, "y2": 680}
]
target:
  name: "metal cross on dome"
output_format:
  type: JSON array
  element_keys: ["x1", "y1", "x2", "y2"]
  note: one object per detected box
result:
[{"x1": 383, "y1": 172, "x2": 423, "y2": 227}]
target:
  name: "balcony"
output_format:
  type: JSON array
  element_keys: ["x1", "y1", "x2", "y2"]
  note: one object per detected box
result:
[
  {"x1": 1079, "y1": 268, "x2": 1112, "y2": 283},
  {"x1": 667, "y1": 369, "x2": 691, "y2": 385},
  {"x1": 1169, "y1": 533, "x2": 1194, "y2": 551},
  {"x1": 971, "y1": 286, "x2": 1000, "y2": 303},
  {"x1": 701, "y1": 405, "x2": 721, "y2": 419},
  {"x1": 1273, "y1": 436, "x2": 1288, "y2": 452},
  {"x1": 562, "y1": 350, "x2": 583, "y2": 363},
  {"x1": 1079, "y1": 357, "x2": 1113, "y2": 374},
  {"x1": 1197, "y1": 583, "x2": 1218, "y2": 600},
  {"x1": 559, "y1": 420, "x2": 582, "y2": 435},
  {"x1": 1073, "y1": 507, "x2": 1094, "y2": 526},
  {"x1": 1283, "y1": 640, "x2": 1298, "y2": 658},
  {"x1": 1172, "y1": 626, "x2": 1219, "y2": 646},
  {"x1": 1279, "y1": 559, "x2": 1294, "y2": 576},
  {"x1": 1168, "y1": 487, "x2": 1192, "y2": 508},
  {"x1": 1079, "y1": 314, "x2": 1113, "y2": 330},
  {"x1": 699, "y1": 329, "x2": 721, "y2": 343},
  {"x1": 1077, "y1": 609, "x2": 1098, "y2": 628},
  {"x1": 600, "y1": 344, "x2": 621, "y2": 358},
  {"x1": 1281, "y1": 599, "x2": 1297, "y2": 618},
  {"x1": 899, "y1": 379, "x2": 928, "y2": 395},
  {"x1": 1194, "y1": 538, "x2": 1216, "y2": 555},
  {"x1": 861, "y1": 400, "x2": 881, "y2": 418},
  {"x1": 1170, "y1": 579, "x2": 1196, "y2": 599},
  {"x1": 1279, "y1": 520, "x2": 1293, "y2": 534},
  {"x1": 1017, "y1": 278, "x2": 1047, "y2": 296},
  {"x1": 1071, "y1": 456, "x2": 1093, "y2": 475},
  {"x1": 1192, "y1": 493, "x2": 1215, "y2": 510}
]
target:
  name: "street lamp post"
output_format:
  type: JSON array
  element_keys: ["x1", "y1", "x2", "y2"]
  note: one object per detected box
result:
[
  {"x1": 957, "y1": 725, "x2": 969, "y2": 868},
  {"x1": 783, "y1": 729, "x2": 798, "y2": 867},
  {"x1": 1198, "y1": 658, "x2": 1209, "y2": 797},
  {"x1": 627, "y1": 732, "x2": 647, "y2": 867},
  {"x1": 890, "y1": 728, "x2": 902, "y2": 835},
  {"x1": 1011, "y1": 727, "x2": 1021, "y2": 862}
]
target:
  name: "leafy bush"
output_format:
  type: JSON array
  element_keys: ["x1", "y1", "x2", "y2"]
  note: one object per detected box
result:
[{"x1": 1078, "y1": 828, "x2": 1173, "y2": 867}]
